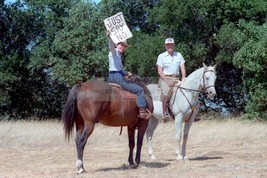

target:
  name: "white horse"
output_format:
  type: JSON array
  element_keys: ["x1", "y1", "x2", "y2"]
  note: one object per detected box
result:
[{"x1": 146, "y1": 63, "x2": 217, "y2": 160}]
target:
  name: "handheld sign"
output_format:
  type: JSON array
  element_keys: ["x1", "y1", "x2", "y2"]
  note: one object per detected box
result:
[{"x1": 104, "y1": 12, "x2": 133, "y2": 44}]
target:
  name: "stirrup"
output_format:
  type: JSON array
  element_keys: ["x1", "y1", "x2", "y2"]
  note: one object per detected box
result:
[{"x1": 162, "y1": 113, "x2": 171, "y2": 123}]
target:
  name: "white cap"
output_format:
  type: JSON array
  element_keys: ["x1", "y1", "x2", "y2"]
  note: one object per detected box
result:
[{"x1": 165, "y1": 38, "x2": 175, "y2": 44}]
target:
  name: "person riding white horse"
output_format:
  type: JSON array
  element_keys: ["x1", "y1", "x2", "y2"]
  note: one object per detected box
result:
[
  {"x1": 146, "y1": 63, "x2": 217, "y2": 160},
  {"x1": 156, "y1": 38, "x2": 186, "y2": 122}
]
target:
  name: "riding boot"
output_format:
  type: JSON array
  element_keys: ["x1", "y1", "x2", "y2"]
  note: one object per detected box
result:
[
  {"x1": 162, "y1": 95, "x2": 171, "y2": 122},
  {"x1": 139, "y1": 107, "x2": 150, "y2": 120}
]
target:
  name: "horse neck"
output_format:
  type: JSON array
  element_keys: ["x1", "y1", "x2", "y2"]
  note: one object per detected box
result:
[
  {"x1": 182, "y1": 67, "x2": 204, "y2": 91},
  {"x1": 176, "y1": 67, "x2": 203, "y2": 104}
]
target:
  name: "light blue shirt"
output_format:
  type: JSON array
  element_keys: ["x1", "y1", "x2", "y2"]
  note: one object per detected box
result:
[{"x1": 108, "y1": 38, "x2": 123, "y2": 71}]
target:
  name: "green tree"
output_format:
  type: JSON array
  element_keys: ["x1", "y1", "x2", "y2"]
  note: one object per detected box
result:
[
  {"x1": 1, "y1": 0, "x2": 80, "y2": 118},
  {"x1": 100, "y1": 0, "x2": 159, "y2": 33},
  {"x1": 125, "y1": 32, "x2": 162, "y2": 78},
  {"x1": 45, "y1": 2, "x2": 107, "y2": 85},
  {"x1": 233, "y1": 22, "x2": 267, "y2": 119},
  {"x1": 0, "y1": 1, "x2": 42, "y2": 117},
  {"x1": 28, "y1": 0, "x2": 80, "y2": 69},
  {"x1": 213, "y1": 3, "x2": 267, "y2": 119},
  {"x1": 26, "y1": 0, "x2": 84, "y2": 117}
]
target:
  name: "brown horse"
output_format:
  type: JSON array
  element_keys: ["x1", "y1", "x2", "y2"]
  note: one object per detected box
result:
[{"x1": 62, "y1": 78, "x2": 153, "y2": 174}]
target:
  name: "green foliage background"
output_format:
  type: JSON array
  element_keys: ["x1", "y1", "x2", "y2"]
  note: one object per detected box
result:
[{"x1": 0, "y1": 0, "x2": 266, "y2": 120}]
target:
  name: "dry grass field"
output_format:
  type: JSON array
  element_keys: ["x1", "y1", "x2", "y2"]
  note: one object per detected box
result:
[{"x1": 0, "y1": 116, "x2": 267, "y2": 178}]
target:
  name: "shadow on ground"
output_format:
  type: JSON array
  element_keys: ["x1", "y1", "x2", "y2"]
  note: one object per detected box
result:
[
  {"x1": 96, "y1": 161, "x2": 170, "y2": 172},
  {"x1": 189, "y1": 156, "x2": 223, "y2": 161}
]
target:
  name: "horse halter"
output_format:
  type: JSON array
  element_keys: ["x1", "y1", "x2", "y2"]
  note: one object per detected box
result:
[{"x1": 202, "y1": 69, "x2": 216, "y2": 94}]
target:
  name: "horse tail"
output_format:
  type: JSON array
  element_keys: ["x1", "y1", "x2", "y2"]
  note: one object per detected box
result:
[{"x1": 62, "y1": 83, "x2": 82, "y2": 141}]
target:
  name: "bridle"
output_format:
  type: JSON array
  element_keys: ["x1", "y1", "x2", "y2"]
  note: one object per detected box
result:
[
  {"x1": 169, "y1": 69, "x2": 216, "y2": 122},
  {"x1": 202, "y1": 69, "x2": 216, "y2": 94}
]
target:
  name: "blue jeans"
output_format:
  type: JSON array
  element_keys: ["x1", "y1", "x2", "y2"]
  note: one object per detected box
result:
[{"x1": 108, "y1": 71, "x2": 146, "y2": 108}]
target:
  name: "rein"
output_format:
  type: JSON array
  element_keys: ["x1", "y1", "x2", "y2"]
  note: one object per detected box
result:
[
  {"x1": 180, "y1": 89, "x2": 203, "y2": 122},
  {"x1": 169, "y1": 69, "x2": 215, "y2": 122}
]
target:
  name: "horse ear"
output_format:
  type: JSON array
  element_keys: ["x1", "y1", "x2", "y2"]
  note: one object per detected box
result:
[
  {"x1": 213, "y1": 63, "x2": 217, "y2": 71},
  {"x1": 203, "y1": 63, "x2": 208, "y2": 69}
]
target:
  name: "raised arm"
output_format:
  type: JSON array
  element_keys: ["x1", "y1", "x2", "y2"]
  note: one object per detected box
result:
[{"x1": 108, "y1": 37, "x2": 116, "y2": 52}]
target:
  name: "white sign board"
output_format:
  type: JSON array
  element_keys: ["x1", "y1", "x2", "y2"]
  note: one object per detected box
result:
[{"x1": 104, "y1": 12, "x2": 133, "y2": 44}]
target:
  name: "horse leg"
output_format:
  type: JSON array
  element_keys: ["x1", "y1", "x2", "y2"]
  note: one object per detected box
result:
[
  {"x1": 146, "y1": 116, "x2": 159, "y2": 160},
  {"x1": 75, "y1": 123, "x2": 84, "y2": 173},
  {"x1": 135, "y1": 119, "x2": 149, "y2": 166},
  {"x1": 127, "y1": 125, "x2": 136, "y2": 168},
  {"x1": 75, "y1": 121, "x2": 95, "y2": 174},
  {"x1": 174, "y1": 114, "x2": 184, "y2": 160},
  {"x1": 181, "y1": 119, "x2": 194, "y2": 160}
]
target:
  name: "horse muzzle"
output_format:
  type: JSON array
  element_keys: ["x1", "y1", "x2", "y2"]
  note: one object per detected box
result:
[{"x1": 205, "y1": 88, "x2": 216, "y2": 100}]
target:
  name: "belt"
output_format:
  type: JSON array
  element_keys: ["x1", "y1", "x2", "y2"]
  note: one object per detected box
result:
[
  {"x1": 109, "y1": 71, "x2": 121, "y2": 74},
  {"x1": 165, "y1": 74, "x2": 178, "y2": 78}
]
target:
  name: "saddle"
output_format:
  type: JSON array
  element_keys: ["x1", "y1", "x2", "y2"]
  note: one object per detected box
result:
[
  {"x1": 108, "y1": 83, "x2": 153, "y2": 113},
  {"x1": 109, "y1": 83, "x2": 136, "y2": 99}
]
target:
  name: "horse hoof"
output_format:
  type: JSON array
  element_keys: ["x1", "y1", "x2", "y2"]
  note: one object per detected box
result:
[
  {"x1": 129, "y1": 163, "x2": 138, "y2": 169},
  {"x1": 176, "y1": 155, "x2": 188, "y2": 161},
  {"x1": 76, "y1": 168, "x2": 85, "y2": 174},
  {"x1": 150, "y1": 155, "x2": 156, "y2": 160},
  {"x1": 176, "y1": 154, "x2": 183, "y2": 160}
]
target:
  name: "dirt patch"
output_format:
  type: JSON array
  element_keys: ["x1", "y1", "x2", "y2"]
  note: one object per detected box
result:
[{"x1": 0, "y1": 119, "x2": 267, "y2": 177}]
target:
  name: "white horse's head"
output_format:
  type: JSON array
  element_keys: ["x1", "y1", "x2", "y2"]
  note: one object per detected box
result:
[{"x1": 202, "y1": 63, "x2": 217, "y2": 100}]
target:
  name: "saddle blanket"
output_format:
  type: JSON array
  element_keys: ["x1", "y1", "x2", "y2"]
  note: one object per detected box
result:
[{"x1": 109, "y1": 83, "x2": 136, "y2": 100}]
